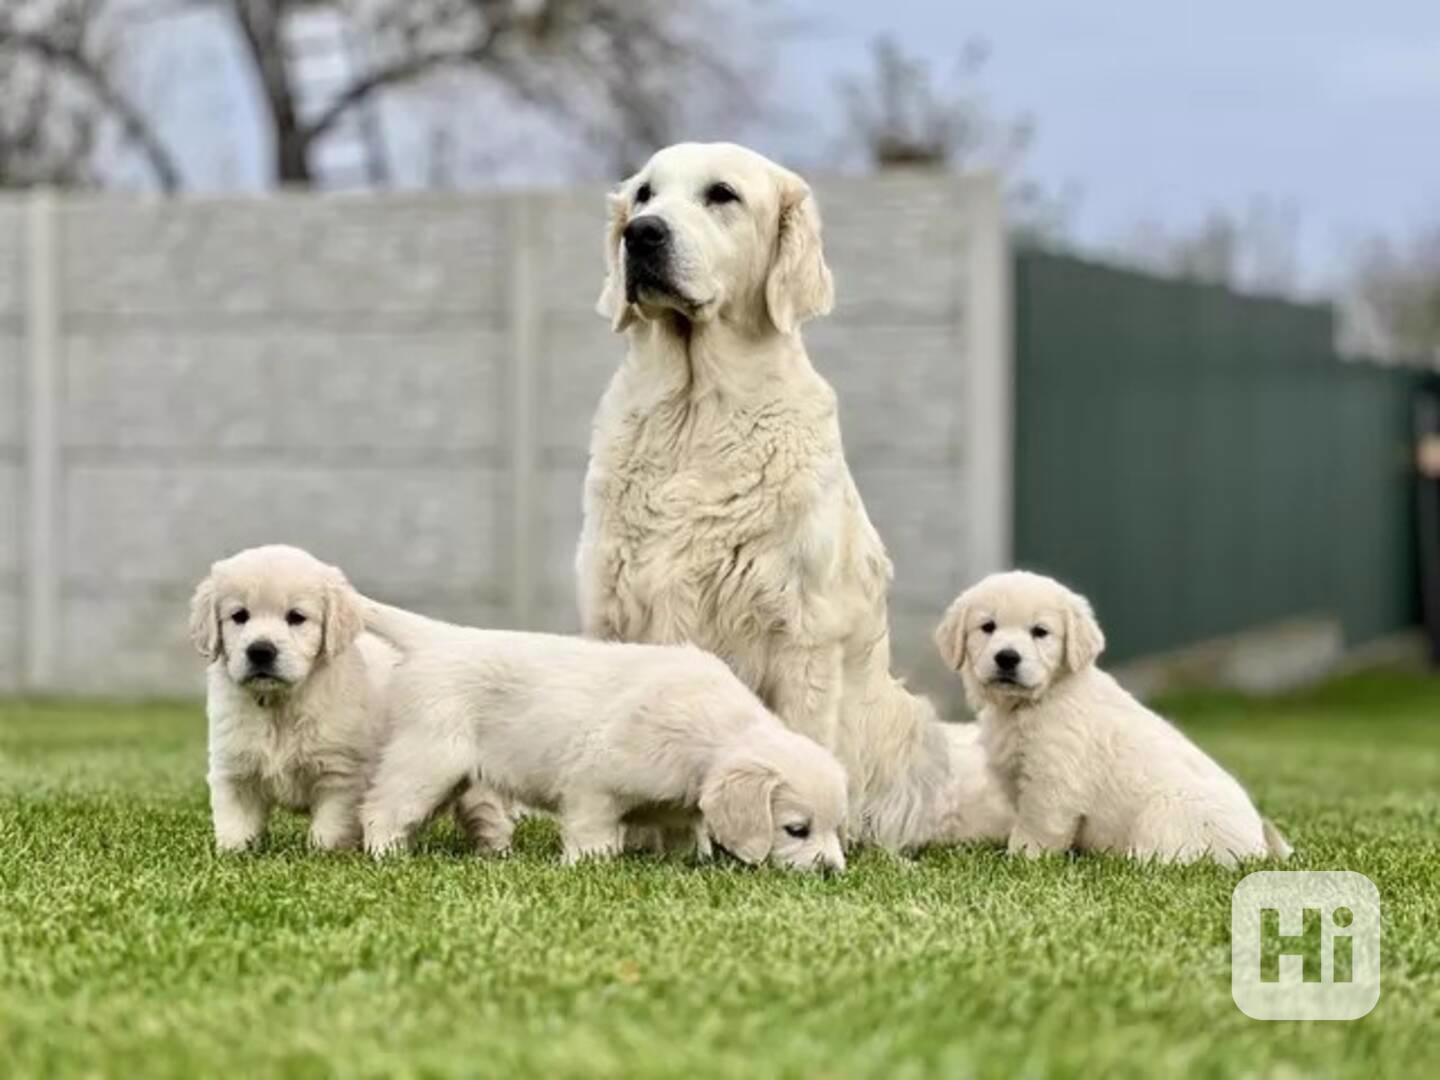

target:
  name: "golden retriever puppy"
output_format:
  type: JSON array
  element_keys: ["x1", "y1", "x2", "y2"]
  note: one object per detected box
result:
[
  {"x1": 189, "y1": 545, "x2": 395, "y2": 852},
  {"x1": 191, "y1": 546, "x2": 512, "y2": 855},
  {"x1": 358, "y1": 599, "x2": 849, "y2": 872},
  {"x1": 579, "y1": 140, "x2": 1005, "y2": 852},
  {"x1": 935, "y1": 571, "x2": 1292, "y2": 866}
]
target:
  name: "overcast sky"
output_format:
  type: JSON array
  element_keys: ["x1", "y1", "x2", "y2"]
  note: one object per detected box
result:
[
  {"x1": 137, "y1": 1, "x2": 1440, "y2": 288},
  {"x1": 765, "y1": 1, "x2": 1440, "y2": 286}
]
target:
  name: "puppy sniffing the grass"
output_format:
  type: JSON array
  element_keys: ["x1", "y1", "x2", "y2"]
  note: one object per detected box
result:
[
  {"x1": 935, "y1": 571, "x2": 1292, "y2": 867},
  {"x1": 358, "y1": 599, "x2": 849, "y2": 872}
]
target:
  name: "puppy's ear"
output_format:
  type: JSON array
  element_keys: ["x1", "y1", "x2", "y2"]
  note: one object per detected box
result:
[
  {"x1": 188, "y1": 571, "x2": 222, "y2": 660},
  {"x1": 321, "y1": 569, "x2": 363, "y2": 661},
  {"x1": 700, "y1": 754, "x2": 780, "y2": 864},
  {"x1": 595, "y1": 184, "x2": 637, "y2": 333},
  {"x1": 1063, "y1": 589, "x2": 1105, "y2": 672},
  {"x1": 934, "y1": 595, "x2": 970, "y2": 671},
  {"x1": 765, "y1": 171, "x2": 834, "y2": 335}
]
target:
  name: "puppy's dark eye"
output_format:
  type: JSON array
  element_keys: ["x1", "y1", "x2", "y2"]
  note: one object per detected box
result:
[
  {"x1": 231, "y1": 609, "x2": 249, "y2": 626},
  {"x1": 705, "y1": 182, "x2": 741, "y2": 206},
  {"x1": 783, "y1": 823, "x2": 811, "y2": 839},
  {"x1": 980, "y1": 620, "x2": 997, "y2": 634},
  {"x1": 286, "y1": 610, "x2": 307, "y2": 627},
  {"x1": 1031, "y1": 626, "x2": 1049, "y2": 639},
  {"x1": 635, "y1": 182, "x2": 652, "y2": 205}
]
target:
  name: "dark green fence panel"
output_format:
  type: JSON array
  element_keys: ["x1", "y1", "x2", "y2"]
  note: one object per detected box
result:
[{"x1": 1014, "y1": 251, "x2": 1420, "y2": 663}]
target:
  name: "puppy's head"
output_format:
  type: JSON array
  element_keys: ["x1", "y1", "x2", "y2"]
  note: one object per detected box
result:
[
  {"x1": 700, "y1": 726, "x2": 848, "y2": 873},
  {"x1": 596, "y1": 141, "x2": 834, "y2": 335},
  {"x1": 188, "y1": 545, "x2": 362, "y2": 698},
  {"x1": 934, "y1": 571, "x2": 1104, "y2": 710}
]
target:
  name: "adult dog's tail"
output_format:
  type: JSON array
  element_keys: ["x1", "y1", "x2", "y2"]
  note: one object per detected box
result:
[
  {"x1": 359, "y1": 596, "x2": 453, "y2": 656},
  {"x1": 1262, "y1": 818, "x2": 1294, "y2": 860}
]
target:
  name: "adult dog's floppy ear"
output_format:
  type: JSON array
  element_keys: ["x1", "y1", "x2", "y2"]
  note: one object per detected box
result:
[
  {"x1": 933, "y1": 594, "x2": 971, "y2": 672},
  {"x1": 595, "y1": 184, "x2": 637, "y2": 332},
  {"x1": 321, "y1": 568, "x2": 363, "y2": 661},
  {"x1": 700, "y1": 753, "x2": 780, "y2": 864},
  {"x1": 765, "y1": 171, "x2": 834, "y2": 335},
  {"x1": 1063, "y1": 588, "x2": 1105, "y2": 672},
  {"x1": 188, "y1": 571, "x2": 221, "y2": 660}
]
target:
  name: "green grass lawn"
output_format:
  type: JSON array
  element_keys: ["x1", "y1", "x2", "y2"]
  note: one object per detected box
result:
[{"x1": 1, "y1": 672, "x2": 1437, "y2": 1079}]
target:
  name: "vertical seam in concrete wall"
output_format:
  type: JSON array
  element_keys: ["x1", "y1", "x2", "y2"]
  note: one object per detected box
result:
[
  {"x1": 23, "y1": 189, "x2": 59, "y2": 691},
  {"x1": 508, "y1": 195, "x2": 539, "y2": 627},
  {"x1": 961, "y1": 174, "x2": 1013, "y2": 575}
]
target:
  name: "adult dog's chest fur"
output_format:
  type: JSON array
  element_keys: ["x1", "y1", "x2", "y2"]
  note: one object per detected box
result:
[{"x1": 587, "y1": 389, "x2": 834, "y2": 646}]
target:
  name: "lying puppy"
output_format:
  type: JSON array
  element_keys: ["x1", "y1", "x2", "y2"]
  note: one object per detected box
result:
[
  {"x1": 935, "y1": 571, "x2": 1292, "y2": 866},
  {"x1": 190, "y1": 545, "x2": 510, "y2": 854},
  {"x1": 359, "y1": 599, "x2": 849, "y2": 872},
  {"x1": 189, "y1": 545, "x2": 395, "y2": 852}
]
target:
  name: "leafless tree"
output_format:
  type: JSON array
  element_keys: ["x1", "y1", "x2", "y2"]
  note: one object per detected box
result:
[
  {"x1": 1116, "y1": 198, "x2": 1302, "y2": 296},
  {"x1": 836, "y1": 35, "x2": 1074, "y2": 242},
  {"x1": 0, "y1": 0, "x2": 181, "y2": 190},
  {"x1": 178, "y1": 0, "x2": 761, "y2": 187},
  {"x1": 1348, "y1": 223, "x2": 1440, "y2": 362}
]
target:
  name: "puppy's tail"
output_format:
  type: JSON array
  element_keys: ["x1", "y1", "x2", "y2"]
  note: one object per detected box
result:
[
  {"x1": 358, "y1": 596, "x2": 453, "y2": 656},
  {"x1": 1262, "y1": 818, "x2": 1294, "y2": 861}
]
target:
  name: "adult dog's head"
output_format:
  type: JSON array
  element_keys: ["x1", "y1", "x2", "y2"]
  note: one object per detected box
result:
[
  {"x1": 700, "y1": 727, "x2": 848, "y2": 873},
  {"x1": 596, "y1": 142, "x2": 834, "y2": 335},
  {"x1": 934, "y1": 571, "x2": 1105, "y2": 710},
  {"x1": 188, "y1": 545, "x2": 362, "y2": 699}
]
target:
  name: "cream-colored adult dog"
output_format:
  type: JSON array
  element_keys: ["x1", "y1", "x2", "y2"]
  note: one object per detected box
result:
[
  {"x1": 359, "y1": 599, "x2": 849, "y2": 872},
  {"x1": 577, "y1": 140, "x2": 1009, "y2": 851},
  {"x1": 935, "y1": 571, "x2": 1293, "y2": 866},
  {"x1": 189, "y1": 545, "x2": 396, "y2": 852}
]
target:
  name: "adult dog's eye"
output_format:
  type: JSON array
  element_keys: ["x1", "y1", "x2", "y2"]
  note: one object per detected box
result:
[
  {"x1": 783, "y1": 823, "x2": 811, "y2": 839},
  {"x1": 286, "y1": 610, "x2": 307, "y2": 627},
  {"x1": 635, "y1": 182, "x2": 652, "y2": 205},
  {"x1": 704, "y1": 182, "x2": 741, "y2": 206},
  {"x1": 980, "y1": 620, "x2": 996, "y2": 635},
  {"x1": 1031, "y1": 626, "x2": 1049, "y2": 639},
  {"x1": 231, "y1": 609, "x2": 249, "y2": 626}
]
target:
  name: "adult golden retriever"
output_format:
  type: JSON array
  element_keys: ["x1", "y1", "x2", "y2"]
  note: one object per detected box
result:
[{"x1": 576, "y1": 142, "x2": 1011, "y2": 851}]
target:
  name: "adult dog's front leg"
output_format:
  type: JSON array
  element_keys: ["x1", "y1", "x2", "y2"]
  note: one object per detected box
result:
[
  {"x1": 765, "y1": 642, "x2": 843, "y2": 750},
  {"x1": 210, "y1": 772, "x2": 269, "y2": 852}
]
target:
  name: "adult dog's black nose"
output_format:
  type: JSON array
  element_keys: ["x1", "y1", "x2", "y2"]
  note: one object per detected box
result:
[
  {"x1": 624, "y1": 215, "x2": 670, "y2": 254},
  {"x1": 994, "y1": 648, "x2": 1021, "y2": 672},
  {"x1": 246, "y1": 640, "x2": 277, "y2": 668}
]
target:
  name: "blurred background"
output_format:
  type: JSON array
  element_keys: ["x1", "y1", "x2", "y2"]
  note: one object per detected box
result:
[{"x1": 1, "y1": 0, "x2": 1438, "y2": 705}]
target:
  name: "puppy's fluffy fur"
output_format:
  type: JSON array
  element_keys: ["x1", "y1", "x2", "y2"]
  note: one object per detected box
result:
[
  {"x1": 190, "y1": 545, "x2": 395, "y2": 852},
  {"x1": 578, "y1": 140, "x2": 1005, "y2": 851},
  {"x1": 360, "y1": 599, "x2": 849, "y2": 872},
  {"x1": 936, "y1": 571, "x2": 1292, "y2": 866}
]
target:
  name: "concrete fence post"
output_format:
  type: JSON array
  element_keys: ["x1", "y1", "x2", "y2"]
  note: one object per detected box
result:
[
  {"x1": 960, "y1": 174, "x2": 1013, "y2": 576},
  {"x1": 508, "y1": 194, "x2": 540, "y2": 627},
  {"x1": 23, "y1": 188, "x2": 60, "y2": 691}
]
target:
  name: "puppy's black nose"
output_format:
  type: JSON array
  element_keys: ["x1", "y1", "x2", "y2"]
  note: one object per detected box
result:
[
  {"x1": 624, "y1": 215, "x2": 670, "y2": 253},
  {"x1": 994, "y1": 648, "x2": 1021, "y2": 672},
  {"x1": 246, "y1": 640, "x2": 277, "y2": 668}
]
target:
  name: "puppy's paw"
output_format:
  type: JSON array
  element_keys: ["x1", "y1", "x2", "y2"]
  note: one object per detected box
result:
[
  {"x1": 363, "y1": 831, "x2": 410, "y2": 860},
  {"x1": 309, "y1": 824, "x2": 360, "y2": 852},
  {"x1": 214, "y1": 828, "x2": 261, "y2": 854}
]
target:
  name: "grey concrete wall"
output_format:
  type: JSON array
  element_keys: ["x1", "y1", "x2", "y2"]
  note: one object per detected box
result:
[{"x1": 0, "y1": 175, "x2": 1010, "y2": 698}]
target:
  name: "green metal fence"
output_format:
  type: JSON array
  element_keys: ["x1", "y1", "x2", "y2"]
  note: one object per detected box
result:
[{"x1": 1013, "y1": 251, "x2": 1420, "y2": 663}]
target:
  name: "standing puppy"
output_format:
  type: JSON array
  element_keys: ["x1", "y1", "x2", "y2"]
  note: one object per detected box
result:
[
  {"x1": 578, "y1": 141, "x2": 1003, "y2": 851},
  {"x1": 189, "y1": 545, "x2": 395, "y2": 852},
  {"x1": 935, "y1": 571, "x2": 1292, "y2": 866}
]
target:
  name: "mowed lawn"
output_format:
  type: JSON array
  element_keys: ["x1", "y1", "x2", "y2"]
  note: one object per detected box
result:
[{"x1": 1, "y1": 673, "x2": 1437, "y2": 1079}]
